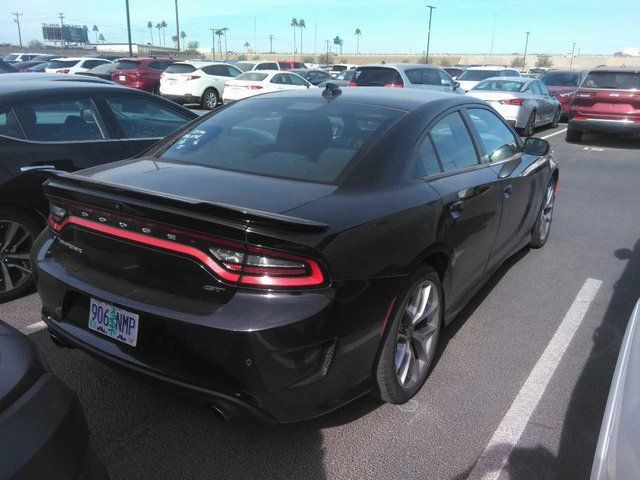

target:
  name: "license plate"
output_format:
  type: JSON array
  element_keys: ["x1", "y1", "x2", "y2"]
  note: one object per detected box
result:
[
  {"x1": 88, "y1": 298, "x2": 139, "y2": 346},
  {"x1": 118, "y1": 75, "x2": 126, "y2": 81}
]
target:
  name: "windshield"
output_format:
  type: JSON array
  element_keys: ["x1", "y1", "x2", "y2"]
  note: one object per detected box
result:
[
  {"x1": 236, "y1": 62, "x2": 257, "y2": 72},
  {"x1": 337, "y1": 70, "x2": 355, "y2": 81},
  {"x1": 582, "y1": 71, "x2": 640, "y2": 90},
  {"x1": 458, "y1": 70, "x2": 500, "y2": 81},
  {"x1": 540, "y1": 72, "x2": 580, "y2": 86},
  {"x1": 473, "y1": 79, "x2": 526, "y2": 92},
  {"x1": 113, "y1": 60, "x2": 141, "y2": 70},
  {"x1": 155, "y1": 98, "x2": 404, "y2": 184},
  {"x1": 165, "y1": 64, "x2": 196, "y2": 74},
  {"x1": 47, "y1": 60, "x2": 80, "y2": 69}
]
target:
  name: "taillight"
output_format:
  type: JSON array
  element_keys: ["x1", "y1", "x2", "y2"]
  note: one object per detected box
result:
[
  {"x1": 499, "y1": 98, "x2": 525, "y2": 106},
  {"x1": 384, "y1": 82, "x2": 404, "y2": 88},
  {"x1": 186, "y1": 75, "x2": 200, "y2": 80},
  {"x1": 48, "y1": 199, "x2": 326, "y2": 289},
  {"x1": 246, "y1": 85, "x2": 263, "y2": 90},
  {"x1": 57, "y1": 69, "x2": 70, "y2": 74},
  {"x1": 348, "y1": 81, "x2": 357, "y2": 87}
]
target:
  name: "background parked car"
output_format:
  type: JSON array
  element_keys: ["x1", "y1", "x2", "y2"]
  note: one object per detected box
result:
[
  {"x1": 160, "y1": 61, "x2": 243, "y2": 109},
  {"x1": 223, "y1": 70, "x2": 311, "y2": 103},
  {"x1": 0, "y1": 80, "x2": 197, "y2": 301},
  {"x1": 278, "y1": 61, "x2": 306, "y2": 70},
  {"x1": 45, "y1": 57, "x2": 113, "y2": 75},
  {"x1": 236, "y1": 60, "x2": 281, "y2": 72},
  {"x1": 456, "y1": 66, "x2": 522, "y2": 91},
  {"x1": 2, "y1": 53, "x2": 42, "y2": 64},
  {"x1": 111, "y1": 57, "x2": 174, "y2": 94},
  {"x1": 317, "y1": 68, "x2": 356, "y2": 87},
  {"x1": 444, "y1": 67, "x2": 464, "y2": 79},
  {"x1": 0, "y1": 321, "x2": 107, "y2": 479},
  {"x1": 350, "y1": 64, "x2": 461, "y2": 93},
  {"x1": 26, "y1": 62, "x2": 49, "y2": 73},
  {"x1": 540, "y1": 70, "x2": 589, "y2": 120},
  {"x1": 525, "y1": 67, "x2": 551, "y2": 78},
  {"x1": 467, "y1": 77, "x2": 561, "y2": 136},
  {"x1": 329, "y1": 63, "x2": 358, "y2": 77},
  {"x1": 289, "y1": 68, "x2": 333, "y2": 85},
  {"x1": 83, "y1": 61, "x2": 120, "y2": 80},
  {"x1": 12, "y1": 60, "x2": 48, "y2": 72},
  {"x1": 567, "y1": 68, "x2": 640, "y2": 143}
]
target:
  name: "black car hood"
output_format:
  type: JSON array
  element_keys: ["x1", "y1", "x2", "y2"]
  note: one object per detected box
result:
[{"x1": 77, "y1": 158, "x2": 337, "y2": 214}]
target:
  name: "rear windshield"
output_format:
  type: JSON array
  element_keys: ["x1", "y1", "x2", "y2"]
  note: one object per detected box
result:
[
  {"x1": 165, "y1": 64, "x2": 196, "y2": 74},
  {"x1": 113, "y1": 60, "x2": 141, "y2": 70},
  {"x1": 48, "y1": 60, "x2": 80, "y2": 69},
  {"x1": 473, "y1": 79, "x2": 526, "y2": 92},
  {"x1": 582, "y1": 71, "x2": 640, "y2": 90},
  {"x1": 236, "y1": 62, "x2": 256, "y2": 72},
  {"x1": 353, "y1": 67, "x2": 402, "y2": 86},
  {"x1": 540, "y1": 72, "x2": 580, "y2": 87},
  {"x1": 458, "y1": 70, "x2": 499, "y2": 81},
  {"x1": 235, "y1": 72, "x2": 268, "y2": 81},
  {"x1": 333, "y1": 65, "x2": 348, "y2": 72},
  {"x1": 155, "y1": 98, "x2": 405, "y2": 184}
]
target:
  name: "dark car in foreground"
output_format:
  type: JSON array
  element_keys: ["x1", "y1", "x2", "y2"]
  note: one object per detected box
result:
[
  {"x1": 34, "y1": 87, "x2": 558, "y2": 423},
  {"x1": 0, "y1": 80, "x2": 197, "y2": 302},
  {"x1": 0, "y1": 321, "x2": 107, "y2": 479},
  {"x1": 567, "y1": 68, "x2": 640, "y2": 142},
  {"x1": 540, "y1": 70, "x2": 588, "y2": 119}
]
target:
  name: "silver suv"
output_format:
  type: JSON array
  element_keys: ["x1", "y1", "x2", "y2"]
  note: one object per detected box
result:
[{"x1": 350, "y1": 64, "x2": 462, "y2": 94}]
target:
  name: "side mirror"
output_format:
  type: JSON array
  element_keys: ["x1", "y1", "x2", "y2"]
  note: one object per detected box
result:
[
  {"x1": 550, "y1": 91, "x2": 557, "y2": 97},
  {"x1": 454, "y1": 81, "x2": 460, "y2": 90},
  {"x1": 524, "y1": 137, "x2": 550, "y2": 156}
]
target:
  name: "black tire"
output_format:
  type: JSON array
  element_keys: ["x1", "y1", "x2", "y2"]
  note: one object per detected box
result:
[
  {"x1": 0, "y1": 208, "x2": 42, "y2": 303},
  {"x1": 530, "y1": 176, "x2": 556, "y2": 249},
  {"x1": 201, "y1": 88, "x2": 219, "y2": 110},
  {"x1": 152, "y1": 83, "x2": 160, "y2": 95},
  {"x1": 550, "y1": 108, "x2": 561, "y2": 128},
  {"x1": 519, "y1": 111, "x2": 536, "y2": 137},
  {"x1": 374, "y1": 264, "x2": 443, "y2": 404},
  {"x1": 566, "y1": 127, "x2": 583, "y2": 143}
]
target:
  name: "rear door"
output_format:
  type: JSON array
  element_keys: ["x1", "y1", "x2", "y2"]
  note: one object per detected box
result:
[
  {"x1": 536, "y1": 81, "x2": 556, "y2": 122},
  {"x1": 420, "y1": 110, "x2": 503, "y2": 308}
]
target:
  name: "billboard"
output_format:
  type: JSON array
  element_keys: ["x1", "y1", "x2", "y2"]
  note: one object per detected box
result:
[{"x1": 42, "y1": 24, "x2": 89, "y2": 44}]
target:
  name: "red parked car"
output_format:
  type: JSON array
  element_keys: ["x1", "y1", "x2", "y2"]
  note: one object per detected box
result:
[
  {"x1": 540, "y1": 70, "x2": 588, "y2": 119},
  {"x1": 277, "y1": 61, "x2": 306, "y2": 70},
  {"x1": 567, "y1": 68, "x2": 640, "y2": 143},
  {"x1": 111, "y1": 57, "x2": 174, "y2": 94}
]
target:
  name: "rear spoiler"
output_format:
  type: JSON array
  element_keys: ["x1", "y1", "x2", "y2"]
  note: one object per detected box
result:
[{"x1": 43, "y1": 170, "x2": 329, "y2": 233}]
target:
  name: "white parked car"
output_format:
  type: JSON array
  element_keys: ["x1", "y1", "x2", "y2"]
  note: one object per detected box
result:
[
  {"x1": 223, "y1": 71, "x2": 311, "y2": 103},
  {"x1": 235, "y1": 60, "x2": 281, "y2": 72},
  {"x1": 456, "y1": 66, "x2": 521, "y2": 92},
  {"x1": 467, "y1": 77, "x2": 561, "y2": 136},
  {"x1": 329, "y1": 63, "x2": 358, "y2": 77},
  {"x1": 44, "y1": 57, "x2": 113, "y2": 74},
  {"x1": 159, "y1": 61, "x2": 243, "y2": 109},
  {"x1": 2, "y1": 53, "x2": 44, "y2": 63}
]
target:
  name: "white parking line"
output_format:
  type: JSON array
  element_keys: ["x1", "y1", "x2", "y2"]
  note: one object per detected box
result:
[
  {"x1": 541, "y1": 128, "x2": 567, "y2": 140},
  {"x1": 467, "y1": 277, "x2": 602, "y2": 480},
  {"x1": 19, "y1": 321, "x2": 47, "y2": 335}
]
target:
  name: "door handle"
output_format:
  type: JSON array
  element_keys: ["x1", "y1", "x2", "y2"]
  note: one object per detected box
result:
[
  {"x1": 450, "y1": 201, "x2": 464, "y2": 219},
  {"x1": 504, "y1": 185, "x2": 513, "y2": 198},
  {"x1": 20, "y1": 165, "x2": 56, "y2": 173}
]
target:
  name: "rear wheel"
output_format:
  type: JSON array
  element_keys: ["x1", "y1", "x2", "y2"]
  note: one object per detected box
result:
[
  {"x1": 519, "y1": 111, "x2": 536, "y2": 137},
  {"x1": 566, "y1": 127, "x2": 583, "y2": 143},
  {"x1": 530, "y1": 177, "x2": 556, "y2": 248},
  {"x1": 201, "y1": 88, "x2": 219, "y2": 110},
  {"x1": 0, "y1": 208, "x2": 41, "y2": 303},
  {"x1": 374, "y1": 265, "x2": 442, "y2": 404}
]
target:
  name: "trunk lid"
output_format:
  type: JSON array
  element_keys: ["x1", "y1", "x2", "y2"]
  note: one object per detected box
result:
[{"x1": 571, "y1": 70, "x2": 640, "y2": 122}]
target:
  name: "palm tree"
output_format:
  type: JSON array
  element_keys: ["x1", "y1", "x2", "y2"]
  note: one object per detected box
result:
[
  {"x1": 147, "y1": 21, "x2": 154, "y2": 45},
  {"x1": 92, "y1": 25, "x2": 99, "y2": 44},
  {"x1": 244, "y1": 42, "x2": 250, "y2": 53},
  {"x1": 180, "y1": 30, "x2": 186, "y2": 48},
  {"x1": 298, "y1": 19, "x2": 306, "y2": 57},
  {"x1": 160, "y1": 21, "x2": 168, "y2": 46},
  {"x1": 221, "y1": 27, "x2": 229, "y2": 58},
  {"x1": 172, "y1": 35, "x2": 178, "y2": 48},
  {"x1": 214, "y1": 29, "x2": 224, "y2": 57},
  {"x1": 155, "y1": 23, "x2": 162, "y2": 45},
  {"x1": 290, "y1": 18, "x2": 298, "y2": 60},
  {"x1": 355, "y1": 28, "x2": 362, "y2": 55},
  {"x1": 98, "y1": 33, "x2": 105, "y2": 43}
]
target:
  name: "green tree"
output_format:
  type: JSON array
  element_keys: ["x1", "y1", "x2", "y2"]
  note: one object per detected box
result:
[
  {"x1": 160, "y1": 20, "x2": 167, "y2": 46},
  {"x1": 298, "y1": 19, "x2": 306, "y2": 57},
  {"x1": 155, "y1": 23, "x2": 162, "y2": 45},
  {"x1": 214, "y1": 29, "x2": 224, "y2": 56},
  {"x1": 535, "y1": 55, "x2": 553, "y2": 68},
  {"x1": 185, "y1": 41, "x2": 199, "y2": 53},
  {"x1": 244, "y1": 41, "x2": 250, "y2": 52},
  {"x1": 147, "y1": 21, "x2": 154, "y2": 45},
  {"x1": 180, "y1": 30, "x2": 186, "y2": 47},
  {"x1": 98, "y1": 33, "x2": 105, "y2": 43},
  {"x1": 92, "y1": 25, "x2": 99, "y2": 44},
  {"x1": 172, "y1": 35, "x2": 178, "y2": 48},
  {"x1": 222, "y1": 27, "x2": 229, "y2": 57},
  {"x1": 290, "y1": 18, "x2": 298, "y2": 60},
  {"x1": 354, "y1": 28, "x2": 362, "y2": 55}
]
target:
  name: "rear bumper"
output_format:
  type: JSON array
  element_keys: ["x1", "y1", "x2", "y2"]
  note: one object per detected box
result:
[
  {"x1": 33, "y1": 232, "x2": 399, "y2": 423},
  {"x1": 161, "y1": 93, "x2": 201, "y2": 105},
  {"x1": 112, "y1": 78, "x2": 155, "y2": 92},
  {"x1": 569, "y1": 118, "x2": 640, "y2": 136}
]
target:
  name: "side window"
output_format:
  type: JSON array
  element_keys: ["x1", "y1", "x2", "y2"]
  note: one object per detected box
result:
[
  {"x1": 438, "y1": 70, "x2": 453, "y2": 87},
  {"x1": 530, "y1": 82, "x2": 542, "y2": 95},
  {"x1": 405, "y1": 68, "x2": 441, "y2": 85},
  {"x1": 415, "y1": 136, "x2": 442, "y2": 177},
  {"x1": 289, "y1": 74, "x2": 307, "y2": 86},
  {"x1": 271, "y1": 74, "x2": 290, "y2": 85},
  {"x1": 83, "y1": 60, "x2": 105, "y2": 69},
  {"x1": 264, "y1": 62, "x2": 279, "y2": 70},
  {"x1": 228, "y1": 66, "x2": 242, "y2": 77},
  {"x1": 537, "y1": 81, "x2": 550, "y2": 96},
  {"x1": 104, "y1": 97, "x2": 192, "y2": 139},
  {"x1": 0, "y1": 110, "x2": 25, "y2": 140},
  {"x1": 467, "y1": 109, "x2": 521, "y2": 162},
  {"x1": 429, "y1": 112, "x2": 479, "y2": 173},
  {"x1": 148, "y1": 61, "x2": 170, "y2": 71},
  {"x1": 317, "y1": 71, "x2": 331, "y2": 81},
  {"x1": 14, "y1": 98, "x2": 106, "y2": 142}
]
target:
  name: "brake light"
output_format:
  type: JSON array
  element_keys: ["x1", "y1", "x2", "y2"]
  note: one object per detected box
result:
[
  {"x1": 384, "y1": 82, "x2": 404, "y2": 88},
  {"x1": 57, "y1": 69, "x2": 70, "y2": 74},
  {"x1": 499, "y1": 98, "x2": 525, "y2": 106},
  {"x1": 186, "y1": 75, "x2": 201, "y2": 80},
  {"x1": 348, "y1": 81, "x2": 357, "y2": 87},
  {"x1": 48, "y1": 200, "x2": 326, "y2": 289},
  {"x1": 246, "y1": 85, "x2": 263, "y2": 90}
]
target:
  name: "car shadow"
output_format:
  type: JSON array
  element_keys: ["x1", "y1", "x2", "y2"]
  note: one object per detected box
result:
[
  {"x1": 577, "y1": 133, "x2": 640, "y2": 150},
  {"x1": 453, "y1": 238, "x2": 640, "y2": 479}
]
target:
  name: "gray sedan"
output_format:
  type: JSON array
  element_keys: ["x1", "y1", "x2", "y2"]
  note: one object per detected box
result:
[
  {"x1": 467, "y1": 77, "x2": 562, "y2": 136},
  {"x1": 350, "y1": 64, "x2": 463, "y2": 94}
]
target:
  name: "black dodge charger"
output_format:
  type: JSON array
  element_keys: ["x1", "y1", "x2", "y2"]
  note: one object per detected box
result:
[{"x1": 33, "y1": 86, "x2": 558, "y2": 423}]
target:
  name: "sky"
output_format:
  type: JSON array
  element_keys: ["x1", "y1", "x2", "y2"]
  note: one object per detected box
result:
[{"x1": 0, "y1": 0, "x2": 637, "y2": 55}]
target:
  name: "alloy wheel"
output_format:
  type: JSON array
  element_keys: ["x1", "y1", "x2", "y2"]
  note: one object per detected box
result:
[
  {"x1": 394, "y1": 280, "x2": 441, "y2": 390},
  {"x1": 204, "y1": 91, "x2": 217, "y2": 109},
  {"x1": 0, "y1": 220, "x2": 33, "y2": 295},
  {"x1": 539, "y1": 180, "x2": 555, "y2": 240}
]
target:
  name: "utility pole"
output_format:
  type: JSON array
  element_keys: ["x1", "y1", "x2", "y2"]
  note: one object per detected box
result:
[
  {"x1": 210, "y1": 28, "x2": 216, "y2": 59},
  {"x1": 58, "y1": 13, "x2": 65, "y2": 48},
  {"x1": 489, "y1": 10, "x2": 497, "y2": 56},
  {"x1": 425, "y1": 5, "x2": 436, "y2": 64},
  {"x1": 12, "y1": 12, "x2": 23, "y2": 48},
  {"x1": 269, "y1": 34, "x2": 273, "y2": 54},
  {"x1": 325, "y1": 39, "x2": 329, "y2": 64},
  {"x1": 174, "y1": 0, "x2": 180, "y2": 51},
  {"x1": 522, "y1": 31, "x2": 530, "y2": 72},
  {"x1": 569, "y1": 41, "x2": 576, "y2": 70},
  {"x1": 125, "y1": 0, "x2": 133, "y2": 57},
  {"x1": 314, "y1": 23, "x2": 317, "y2": 59}
]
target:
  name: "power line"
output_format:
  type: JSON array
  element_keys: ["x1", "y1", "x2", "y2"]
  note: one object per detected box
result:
[{"x1": 11, "y1": 12, "x2": 23, "y2": 48}]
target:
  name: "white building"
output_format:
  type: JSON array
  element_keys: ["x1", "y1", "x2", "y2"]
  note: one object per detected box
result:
[{"x1": 96, "y1": 43, "x2": 177, "y2": 56}]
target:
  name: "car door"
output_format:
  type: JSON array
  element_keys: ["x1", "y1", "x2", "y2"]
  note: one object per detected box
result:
[
  {"x1": 421, "y1": 110, "x2": 504, "y2": 309},
  {"x1": 528, "y1": 81, "x2": 545, "y2": 124},
  {"x1": 536, "y1": 81, "x2": 556, "y2": 123},
  {"x1": 99, "y1": 94, "x2": 197, "y2": 156},
  {"x1": 465, "y1": 107, "x2": 543, "y2": 269}
]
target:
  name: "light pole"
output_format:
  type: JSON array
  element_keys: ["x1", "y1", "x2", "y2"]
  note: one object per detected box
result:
[
  {"x1": 489, "y1": 10, "x2": 497, "y2": 56},
  {"x1": 125, "y1": 0, "x2": 133, "y2": 57},
  {"x1": 174, "y1": 0, "x2": 180, "y2": 51},
  {"x1": 522, "y1": 31, "x2": 531, "y2": 72},
  {"x1": 569, "y1": 41, "x2": 576, "y2": 70},
  {"x1": 425, "y1": 5, "x2": 436, "y2": 64}
]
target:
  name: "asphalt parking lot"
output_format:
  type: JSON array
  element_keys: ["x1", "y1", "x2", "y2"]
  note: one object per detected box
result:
[{"x1": 2, "y1": 123, "x2": 639, "y2": 480}]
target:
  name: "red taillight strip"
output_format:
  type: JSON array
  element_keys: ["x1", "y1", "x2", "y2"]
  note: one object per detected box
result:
[{"x1": 49, "y1": 216, "x2": 240, "y2": 283}]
